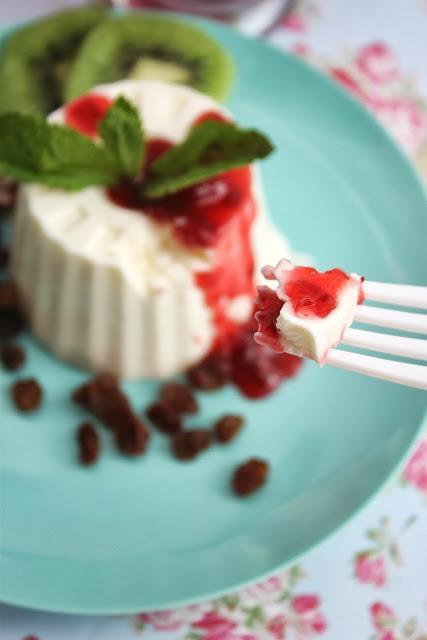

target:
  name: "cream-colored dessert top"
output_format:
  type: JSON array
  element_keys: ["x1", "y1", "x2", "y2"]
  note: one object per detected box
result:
[
  {"x1": 18, "y1": 80, "x2": 290, "y2": 297},
  {"x1": 19, "y1": 80, "x2": 246, "y2": 295}
]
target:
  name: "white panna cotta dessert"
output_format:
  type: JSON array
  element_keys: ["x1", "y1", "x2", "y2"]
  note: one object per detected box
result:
[
  {"x1": 255, "y1": 259, "x2": 364, "y2": 364},
  {"x1": 12, "y1": 79, "x2": 295, "y2": 379}
]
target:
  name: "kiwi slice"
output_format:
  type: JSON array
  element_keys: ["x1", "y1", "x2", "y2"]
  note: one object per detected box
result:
[
  {"x1": 65, "y1": 15, "x2": 234, "y2": 102},
  {"x1": 0, "y1": 7, "x2": 106, "y2": 115}
]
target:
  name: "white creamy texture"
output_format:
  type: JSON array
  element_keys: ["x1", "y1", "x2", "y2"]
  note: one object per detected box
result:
[
  {"x1": 273, "y1": 262, "x2": 362, "y2": 363},
  {"x1": 13, "y1": 80, "x2": 293, "y2": 378}
]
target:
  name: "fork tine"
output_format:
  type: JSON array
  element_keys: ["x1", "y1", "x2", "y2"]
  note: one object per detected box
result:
[
  {"x1": 354, "y1": 305, "x2": 427, "y2": 334},
  {"x1": 342, "y1": 328, "x2": 427, "y2": 361},
  {"x1": 326, "y1": 349, "x2": 427, "y2": 390},
  {"x1": 363, "y1": 281, "x2": 427, "y2": 310}
]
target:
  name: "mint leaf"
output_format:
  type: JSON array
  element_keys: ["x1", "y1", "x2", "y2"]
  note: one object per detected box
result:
[
  {"x1": 0, "y1": 106, "x2": 273, "y2": 196},
  {"x1": 0, "y1": 96, "x2": 145, "y2": 190},
  {"x1": 0, "y1": 112, "x2": 120, "y2": 190},
  {"x1": 142, "y1": 120, "x2": 274, "y2": 199},
  {"x1": 99, "y1": 96, "x2": 145, "y2": 180}
]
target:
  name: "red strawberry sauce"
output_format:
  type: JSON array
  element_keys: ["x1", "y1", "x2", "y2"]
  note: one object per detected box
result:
[
  {"x1": 284, "y1": 266, "x2": 351, "y2": 319},
  {"x1": 65, "y1": 94, "x2": 302, "y2": 397},
  {"x1": 65, "y1": 94, "x2": 113, "y2": 137}
]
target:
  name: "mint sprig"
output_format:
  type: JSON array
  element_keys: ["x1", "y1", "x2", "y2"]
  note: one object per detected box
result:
[
  {"x1": 99, "y1": 97, "x2": 145, "y2": 181},
  {"x1": 0, "y1": 112, "x2": 122, "y2": 190},
  {"x1": 0, "y1": 97, "x2": 142, "y2": 190},
  {"x1": 0, "y1": 99, "x2": 274, "y2": 197},
  {"x1": 142, "y1": 120, "x2": 274, "y2": 199}
]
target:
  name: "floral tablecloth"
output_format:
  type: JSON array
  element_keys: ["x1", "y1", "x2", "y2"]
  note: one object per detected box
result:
[{"x1": 1, "y1": 1, "x2": 426, "y2": 639}]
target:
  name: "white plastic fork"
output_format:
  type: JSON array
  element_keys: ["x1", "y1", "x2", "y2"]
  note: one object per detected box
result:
[{"x1": 325, "y1": 281, "x2": 427, "y2": 390}]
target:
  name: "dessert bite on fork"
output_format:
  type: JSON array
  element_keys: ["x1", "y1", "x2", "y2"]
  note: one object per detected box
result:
[{"x1": 255, "y1": 259, "x2": 427, "y2": 390}]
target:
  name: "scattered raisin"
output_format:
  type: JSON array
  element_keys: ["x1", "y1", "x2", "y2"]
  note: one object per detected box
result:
[
  {"x1": 0, "y1": 176, "x2": 17, "y2": 213},
  {"x1": 146, "y1": 401, "x2": 182, "y2": 435},
  {"x1": 76, "y1": 422, "x2": 100, "y2": 466},
  {"x1": 72, "y1": 374, "x2": 128, "y2": 430},
  {"x1": 0, "y1": 247, "x2": 8, "y2": 269},
  {"x1": 72, "y1": 382, "x2": 90, "y2": 407},
  {"x1": 72, "y1": 374, "x2": 150, "y2": 456},
  {"x1": 0, "y1": 309, "x2": 25, "y2": 340},
  {"x1": 113, "y1": 417, "x2": 149, "y2": 456},
  {"x1": 0, "y1": 281, "x2": 25, "y2": 339},
  {"x1": 1, "y1": 343, "x2": 25, "y2": 371},
  {"x1": 159, "y1": 382, "x2": 198, "y2": 414},
  {"x1": 11, "y1": 378, "x2": 43, "y2": 413},
  {"x1": 187, "y1": 357, "x2": 228, "y2": 391},
  {"x1": 214, "y1": 415, "x2": 244, "y2": 443},
  {"x1": 232, "y1": 458, "x2": 269, "y2": 496},
  {"x1": 172, "y1": 429, "x2": 212, "y2": 461},
  {"x1": 0, "y1": 281, "x2": 19, "y2": 310}
]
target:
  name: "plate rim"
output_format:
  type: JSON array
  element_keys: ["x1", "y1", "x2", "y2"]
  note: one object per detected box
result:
[{"x1": 1, "y1": 417, "x2": 426, "y2": 616}]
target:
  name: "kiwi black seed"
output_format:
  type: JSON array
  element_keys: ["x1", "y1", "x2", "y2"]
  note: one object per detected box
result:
[
  {"x1": 0, "y1": 7, "x2": 106, "y2": 115},
  {"x1": 65, "y1": 15, "x2": 234, "y2": 103}
]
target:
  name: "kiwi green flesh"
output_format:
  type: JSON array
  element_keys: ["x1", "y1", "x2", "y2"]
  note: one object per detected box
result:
[
  {"x1": 118, "y1": 46, "x2": 202, "y2": 86},
  {"x1": 0, "y1": 7, "x2": 106, "y2": 115},
  {"x1": 130, "y1": 58, "x2": 191, "y2": 85},
  {"x1": 30, "y1": 32, "x2": 94, "y2": 113},
  {"x1": 65, "y1": 16, "x2": 234, "y2": 103}
]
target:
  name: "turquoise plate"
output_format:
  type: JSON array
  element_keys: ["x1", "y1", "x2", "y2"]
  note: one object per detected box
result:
[{"x1": 0, "y1": 15, "x2": 426, "y2": 615}]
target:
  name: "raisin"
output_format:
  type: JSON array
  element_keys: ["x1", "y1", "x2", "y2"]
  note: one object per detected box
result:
[
  {"x1": 0, "y1": 176, "x2": 17, "y2": 213},
  {"x1": 72, "y1": 383, "x2": 90, "y2": 407},
  {"x1": 76, "y1": 422, "x2": 100, "y2": 466},
  {"x1": 72, "y1": 374, "x2": 150, "y2": 456},
  {"x1": 146, "y1": 401, "x2": 182, "y2": 435},
  {"x1": 0, "y1": 309, "x2": 25, "y2": 340},
  {"x1": 72, "y1": 374, "x2": 128, "y2": 430},
  {"x1": 11, "y1": 378, "x2": 43, "y2": 412},
  {"x1": 160, "y1": 382, "x2": 198, "y2": 414},
  {"x1": 172, "y1": 429, "x2": 212, "y2": 461},
  {"x1": 0, "y1": 281, "x2": 19, "y2": 310},
  {"x1": 214, "y1": 415, "x2": 244, "y2": 443},
  {"x1": 1, "y1": 343, "x2": 25, "y2": 371},
  {"x1": 0, "y1": 247, "x2": 8, "y2": 269},
  {"x1": 113, "y1": 418, "x2": 149, "y2": 456},
  {"x1": 0, "y1": 281, "x2": 25, "y2": 340},
  {"x1": 187, "y1": 357, "x2": 228, "y2": 391},
  {"x1": 232, "y1": 458, "x2": 269, "y2": 496}
]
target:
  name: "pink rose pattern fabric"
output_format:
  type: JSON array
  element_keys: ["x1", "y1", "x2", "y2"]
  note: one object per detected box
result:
[
  {"x1": 353, "y1": 516, "x2": 416, "y2": 588},
  {"x1": 278, "y1": 0, "x2": 427, "y2": 174},
  {"x1": 135, "y1": 566, "x2": 328, "y2": 639},
  {"x1": 292, "y1": 41, "x2": 427, "y2": 157},
  {"x1": 402, "y1": 440, "x2": 427, "y2": 494},
  {"x1": 369, "y1": 601, "x2": 427, "y2": 640}
]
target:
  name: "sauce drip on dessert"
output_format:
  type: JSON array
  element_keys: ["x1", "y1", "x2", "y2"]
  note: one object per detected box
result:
[
  {"x1": 108, "y1": 145, "x2": 256, "y2": 344},
  {"x1": 65, "y1": 95, "x2": 301, "y2": 397},
  {"x1": 254, "y1": 285, "x2": 285, "y2": 353},
  {"x1": 198, "y1": 318, "x2": 302, "y2": 399}
]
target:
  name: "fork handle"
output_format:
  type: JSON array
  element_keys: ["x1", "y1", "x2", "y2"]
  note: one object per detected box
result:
[
  {"x1": 364, "y1": 281, "x2": 427, "y2": 310},
  {"x1": 354, "y1": 305, "x2": 427, "y2": 334},
  {"x1": 342, "y1": 328, "x2": 427, "y2": 361},
  {"x1": 326, "y1": 349, "x2": 427, "y2": 390}
]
